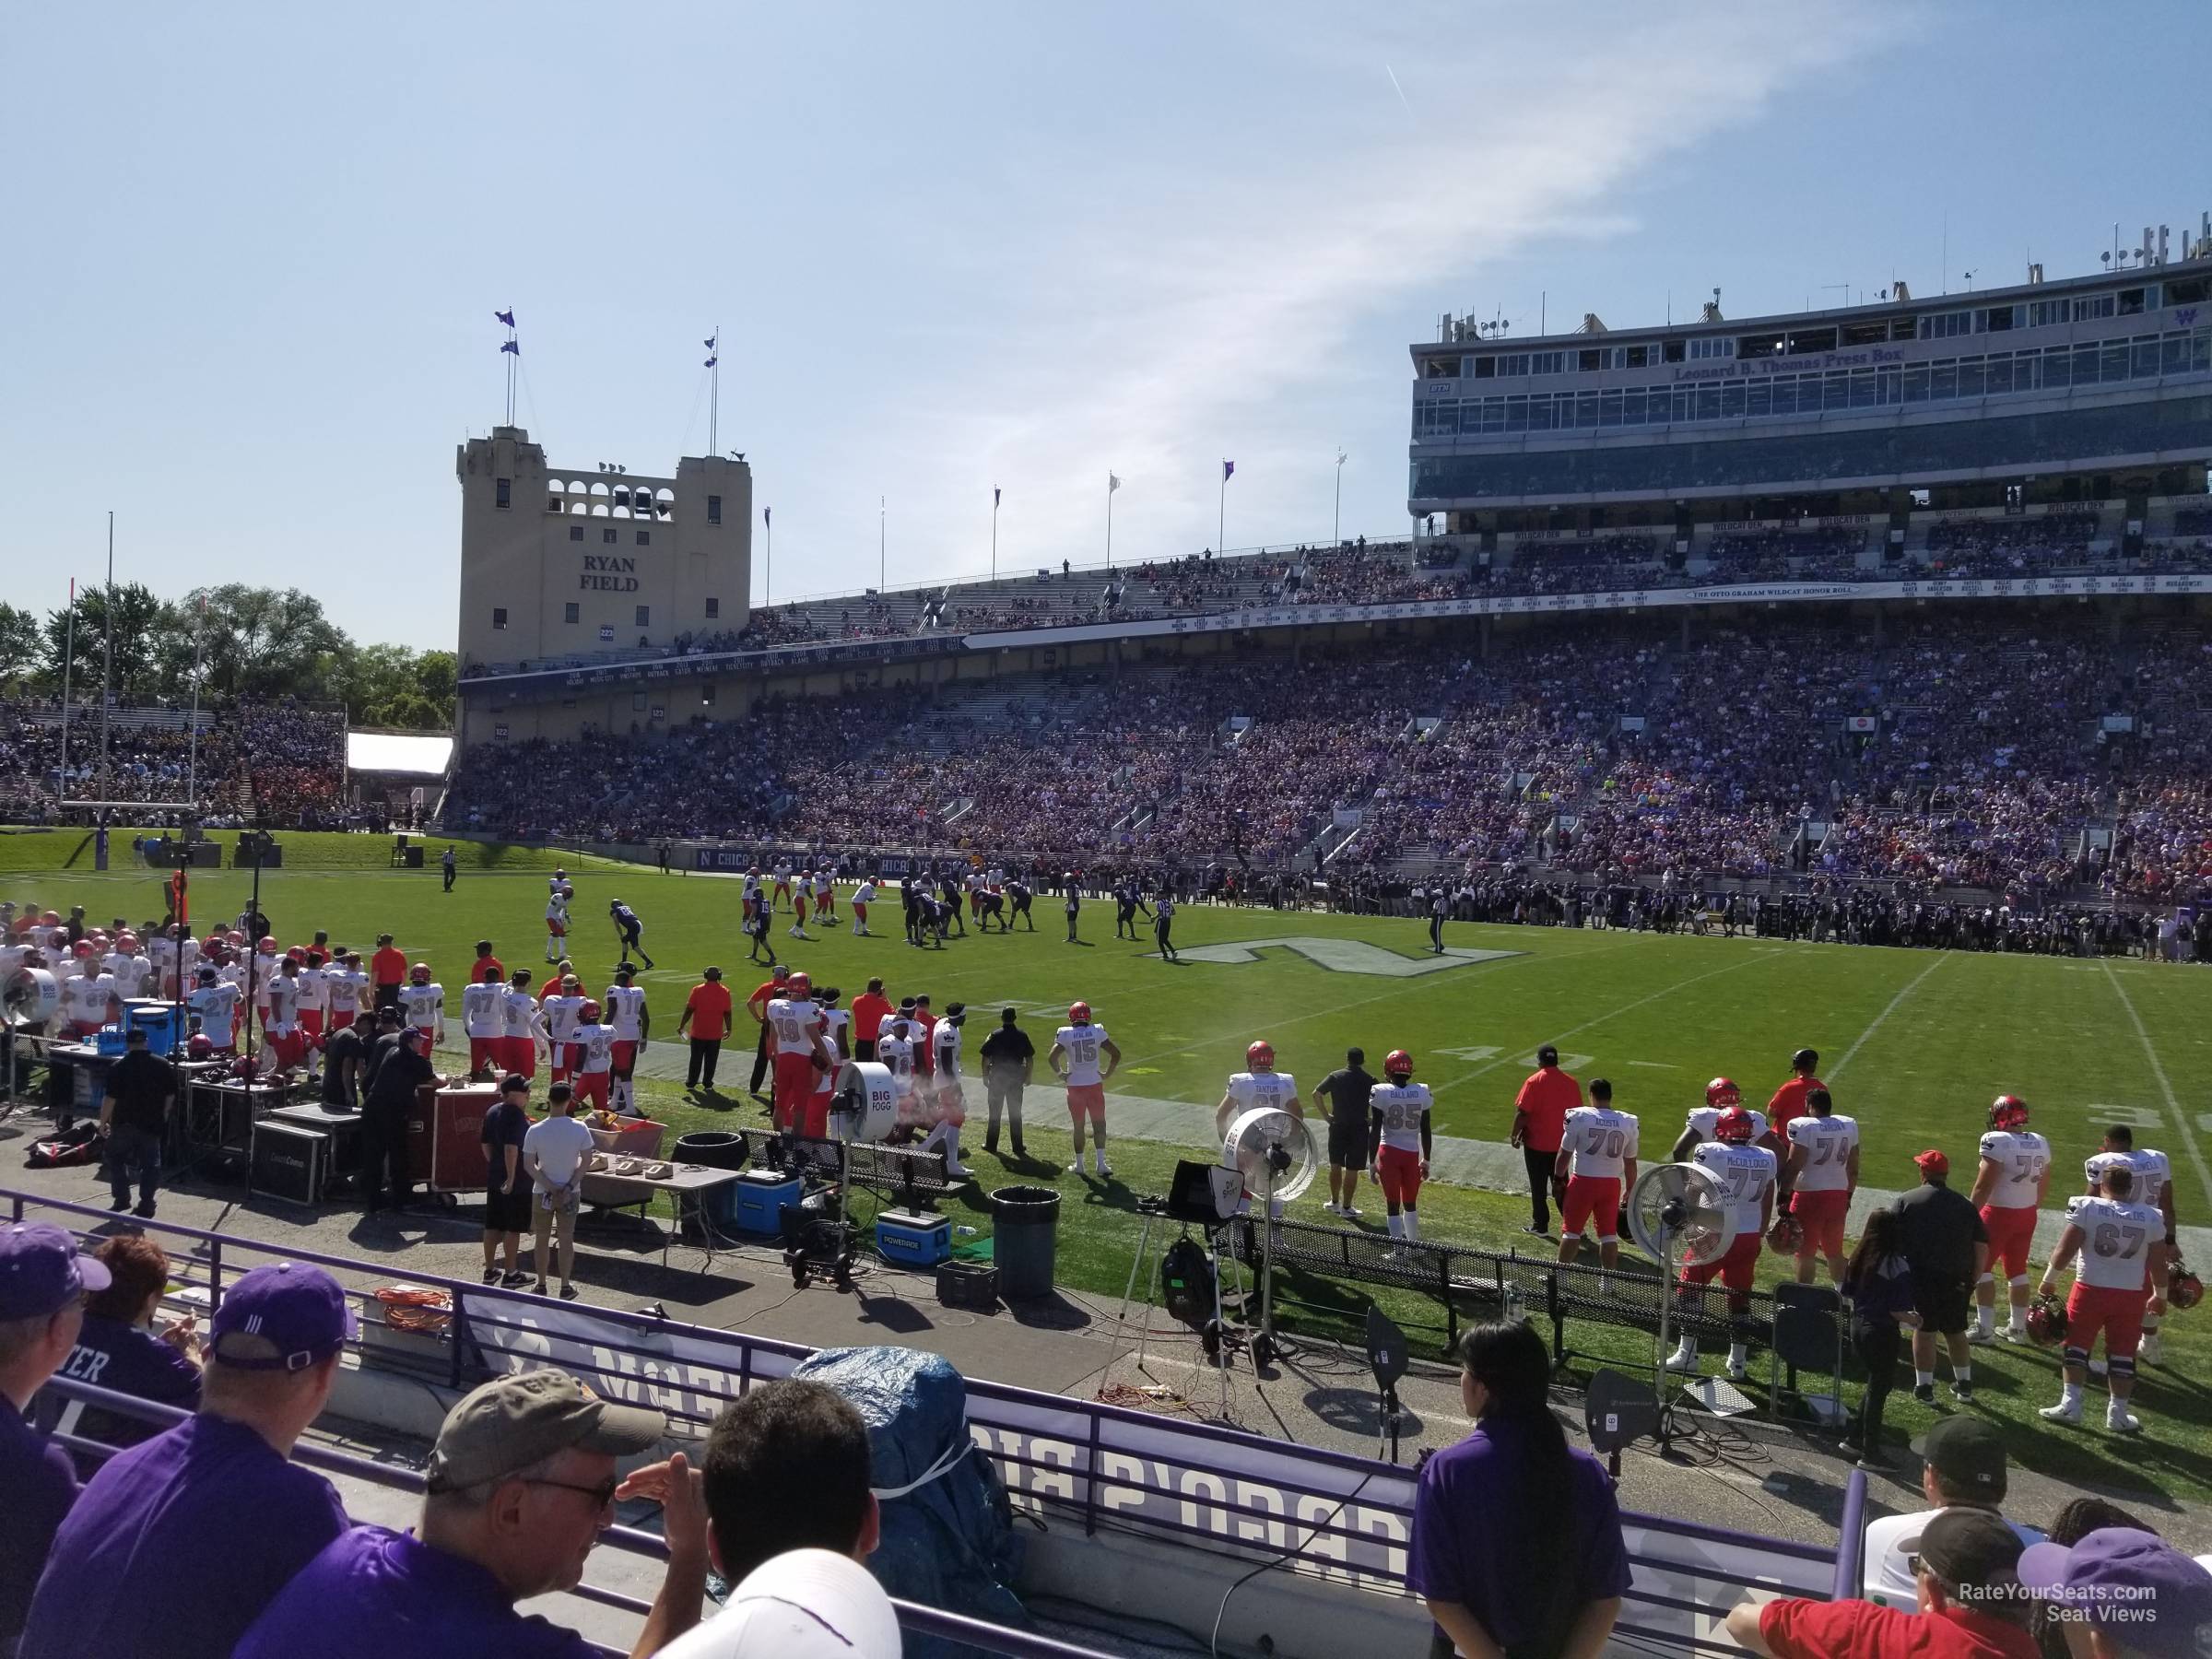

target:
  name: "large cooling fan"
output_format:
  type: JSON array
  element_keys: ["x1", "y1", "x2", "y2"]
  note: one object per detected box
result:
[
  {"x1": 1221, "y1": 1106, "x2": 1318, "y2": 1205},
  {"x1": 1626, "y1": 1160, "x2": 1734, "y2": 1269},
  {"x1": 3, "y1": 968, "x2": 61, "y2": 1030},
  {"x1": 828, "y1": 1061, "x2": 898, "y2": 1143}
]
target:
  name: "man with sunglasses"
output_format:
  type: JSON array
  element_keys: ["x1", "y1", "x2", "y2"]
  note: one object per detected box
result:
[{"x1": 236, "y1": 1369, "x2": 709, "y2": 1659}]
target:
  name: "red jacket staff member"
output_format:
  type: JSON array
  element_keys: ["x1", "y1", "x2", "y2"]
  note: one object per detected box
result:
[
  {"x1": 679, "y1": 968, "x2": 735, "y2": 1094},
  {"x1": 369, "y1": 935, "x2": 406, "y2": 1013},
  {"x1": 744, "y1": 964, "x2": 788, "y2": 1100},
  {"x1": 1511, "y1": 1045, "x2": 1581, "y2": 1236},
  {"x1": 1765, "y1": 1047, "x2": 1825, "y2": 1141},
  {"x1": 850, "y1": 978, "x2": 893, "y2": 1063}
]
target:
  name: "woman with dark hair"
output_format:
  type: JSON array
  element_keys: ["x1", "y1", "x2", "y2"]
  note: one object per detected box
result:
[
  {"x1": 1840, "y1": 1208, "x2": 1918, "y2": 1469},
  {"x1": 1410, "y1": 1320, "x2": 1628, "y2": 1659},
  {"x1": 43, "y1": 1233, "x2": 202, "y2": 1472}
]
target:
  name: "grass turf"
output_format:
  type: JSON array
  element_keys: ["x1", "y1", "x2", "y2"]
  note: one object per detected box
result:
[{"x1": 8, "y1": 830, "x2": 2212, "y2": 1504}]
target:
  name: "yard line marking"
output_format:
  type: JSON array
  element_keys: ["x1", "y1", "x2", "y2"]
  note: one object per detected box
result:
[
  {"x1": 1432, "y1": 950, "x2": 1773, "y2": 1097},
  {"x1": 2100, "y1": 959, "x2": 2212, "y2": 1209},
  {"x1": 1826, "y1": 951, "x2": 1950, "y2": 1082}
]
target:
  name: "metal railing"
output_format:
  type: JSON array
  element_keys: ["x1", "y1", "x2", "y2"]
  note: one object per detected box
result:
[{"x1": 9, "y1": 1186, "x2": 1844, "y2": 1654}]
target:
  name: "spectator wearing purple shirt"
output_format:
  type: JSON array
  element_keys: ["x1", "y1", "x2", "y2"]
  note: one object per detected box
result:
[
  {"x1": 235, "y1": 1369, "x2": 710, "y2": 1659},
  {"x1": 18, "y1": 1261, "x2": 354, "y2": 1659},
  {"x1": 0, "y1": 1225, "x2": 108, "y2": 1651},
  {"x1": 42, "y1": 1233, "x2": 201, "y2": 1476},
  {"x1": 1409, "y1": 1319, "x2": 1629, "y2": 1659}
]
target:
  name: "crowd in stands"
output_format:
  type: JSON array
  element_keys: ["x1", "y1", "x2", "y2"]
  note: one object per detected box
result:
[
  {"x1": 0, "y1": 700, "x2": 347, "y2": 829},
  {"x1": 441, "y1": 613, "x2": 2212, "y2": 909}
]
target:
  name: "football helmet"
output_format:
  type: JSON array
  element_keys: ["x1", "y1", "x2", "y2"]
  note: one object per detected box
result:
[
  {"x1": 787, "y1": 971, "x2": 812, "y2": 996},
  {"x1": 1705, "y1": 1077, "x2": 1741, "y2": 1110},
  {"x1": 2170, "y1": 1262, "x2": 2203, "y2": 1312},
  {"x1": 1245, "y1": 1040, "x2": 1275, "y2": 1070},
  {"x1": 1767, "y1": 1215, "x2": 1804, "y2": 1254},
  {"x1": 580, "y1": 999, "x2": 602, "y2": 1023},
  {"x1": 1714, "y1": 1107, "x2": 1757, "y2": 1144},
  {"x1": 186, "y1": 1033, "x2": 215, "y2": 1060},
  {"x1": 1988, "y1": 1094, "x2": 2030, "y2": 1132},
  {"x1": 410, "y1": 962, "x2": 432, "y2": 984},
  {"x1": 1068, "y1": 1000, "x2": 1091, "y2": 1023},
  {"x1": 1384, "y1": 1049, "x2": 1415, "y2": 1077},
  {"x1": 2026, "y1": 1294, "x2": 2067, "y2": 1346}
]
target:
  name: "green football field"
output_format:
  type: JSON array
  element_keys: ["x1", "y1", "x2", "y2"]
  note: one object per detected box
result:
[{"x1": 8, "y1": 828, "x2": 2212, "y2": 1505}]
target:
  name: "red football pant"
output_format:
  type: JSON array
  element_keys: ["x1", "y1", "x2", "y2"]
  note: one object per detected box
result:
[
  {"x1": 502, "y1": 1037, "x2": 537, "y2": 1078},
  {"x1": 2066, "y1": 1282, "x2": 2147, "y2": 1360},
  {"x1": 1377, "y1": 1145, "x2": 1423, "y2": 1207},
  {"x1": 571, "y1": 1071, "x2": 610, "y2": 1112},
  {"x1": 328, "y1": 1009, "x2": 355, "y2": 1031},
  {"x1": 270, "y1": 1030, "x2": 308, "y2": 1069},
  {"x1": 1679, "y1": 1232, "x2": 1762, "y2": 1314},
  {"x1": 611, "y1": 1041, "x2": 638, "y2": 1076},
  {"x1": 1792, "y1": 1189, "x2": 1850, "y2": 1258},
  {"x1": 773, "y1": 1053, "x2": 819, "y2": 1133},
  {"x1": 1981, "y1": 1204, "x2": 2037, "y2": 1280},
  {"x1": 1561, "y1": 1174, "x2": 1621, "y2": 1241},
  {"x1": 800, "y1": 1091, "x2": 830, "y2": 1140},
  {"x1": 853, "y1": 903, "x2": 868, "y2": 925},
  {"x1": 300, "y1": 1011, "x2": 324, "y2": 1041},
  {"x1": 1066, "y1": 1082, "x2": 1106, "y2": 1129},
  {"x1": 470, "y1": 1037, "x2": 501, "y2": 1074},
  {"x1": 549, "y1": 1041, "x2": 576, "y2": 1082}
]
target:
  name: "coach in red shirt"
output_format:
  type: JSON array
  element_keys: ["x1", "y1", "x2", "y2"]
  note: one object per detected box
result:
[
  {"x1": 1726, "y1": 1509, "x2": 2036, "y2": 1659},
  {"x1": 369, "y1": 935, "x2": 407, "y2": 1013},
  {"x1": 1767, "y1": 1046, "x2": 1826, "y2": 1140},
  {"x1": 850, "y1": 978, "x2": 893, "y2": 1063},
  {"x1": 1512, "y1": 1045, "x2": 1581, "y2": 1236}
]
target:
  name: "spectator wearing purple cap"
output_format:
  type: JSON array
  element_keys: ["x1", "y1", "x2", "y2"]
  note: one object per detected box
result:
[
  {"x1": 18, "y1": 1261, "x2": 355, "y2": 1659},
  {"x1": 0, "y1": 1224, "x2": 109, "y2": 1649},
  {"x1": 2019, "y1": 1529, "x2": 2212, "y2": 1659}
]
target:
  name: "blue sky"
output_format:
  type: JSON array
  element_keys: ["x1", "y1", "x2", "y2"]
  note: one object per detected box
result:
[{"x1": 6, "y1": 2, "x2": 2204, "y2": 649}]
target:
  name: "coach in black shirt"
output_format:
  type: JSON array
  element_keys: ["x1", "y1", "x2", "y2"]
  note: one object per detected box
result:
[
  {"x1": 979, "y1": 1008, "x2": 1035, "y2": 1158},
  {"x1": 320, "y1": 1022, "x2": 370, "y2": 1112},
  {"x1": 99, "y1": 1030, "x2": 176, "y2": 1218},
  {"x1": 1312, "y1": 1048, "x2": 1379, "y2": 1218},
  {"x1": 361, "y1": 1021, "x2": 435, "y2": 1212},
  {"x1": 1889, "y1": 1149, "x2": 1988, "y2": 1405}
]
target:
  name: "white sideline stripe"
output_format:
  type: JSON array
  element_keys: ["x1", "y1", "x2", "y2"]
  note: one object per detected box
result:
[
  {"x1": 2100, "y1": 959, "x2": 2212, "y2": 1209},
  {"x1": 1432, "y1": 950, "x2": 1771, "y2": 1097},
  {"x1": 1825, "y1": 951, "x2": 1950, "y2": 1081}
]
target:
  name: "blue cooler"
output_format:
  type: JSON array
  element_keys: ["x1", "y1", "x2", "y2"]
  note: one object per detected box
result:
[
  {"x1": 125, "y1": 1001, "x2": 182, "y2": 1054},
  {"x1": 876, "y1": 1207, "x2": 952, "y2": 1268},
  {"x1": 94, "y1": 1027, "x2": 129, "y2": 1056},
  {"x1": 731, "y1": 1170, "x2": 803, "y2": 1237}
]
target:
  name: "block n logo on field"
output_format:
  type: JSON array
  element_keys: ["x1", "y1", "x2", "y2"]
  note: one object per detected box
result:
[{"x1": 1155, "y1": 937, "x2": 1520, "y2": 977}]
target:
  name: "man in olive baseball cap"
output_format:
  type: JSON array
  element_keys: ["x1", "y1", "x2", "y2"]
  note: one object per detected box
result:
[{"x1": 237, "y1": 1368, "x2": 710, "y2": 1658}]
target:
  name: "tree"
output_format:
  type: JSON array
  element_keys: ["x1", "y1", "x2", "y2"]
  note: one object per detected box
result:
[
  {"x1": 185, "y1": 583, "x2": 347, "y2": 702},
  {"x1": 41, "y1": 583, "x2": 182, "y2": 703},
  {"x1": 0, "y1": 604, "x2": 41, "y2": 692}
]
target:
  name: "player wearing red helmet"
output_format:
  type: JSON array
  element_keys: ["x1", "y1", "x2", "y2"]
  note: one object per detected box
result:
[
  {"x1": 569, "y1": 995, "x2": 618, "y2": 1114},
  {"x1": 1217, "y1": 1039, "x2": 1300, "y2": 1214},
  {"x1": 398, "y1": 963, "x2": 445, "y2": 1050},
  {"x1": 1555, "y1": 1077, "x2": 1639, "y2": 1273},
  {"x1": 1667, "y1": 1104, "x2": 1778, "y2": 1382},
  {"x1": 1370, "y1": 1051, "x2": 1431, "y2": 1249},
  {"x1": 540, "y1": 973, "x2": 587, "y2": 1084},
  {"x1": 1051, "y1": 1002, "x2": 1121, "y2": 1176},
  {"x1": 765, "y1": 972, "x2": 829, "y2": 1136},
  {"x1": 1670, "y1": 1077, "x2": 1776, "y2": 1164},
  {"x1": 1968, "y1": 1093, "x2": 2050, "y2": 1344},
  {"x1": 2086, "y1": 1124, "x2": 2180, "y2": 1366}
]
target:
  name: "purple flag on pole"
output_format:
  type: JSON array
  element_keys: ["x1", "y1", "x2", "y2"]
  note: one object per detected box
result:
[
  {"x1": 994, "y1": 487, "x2": 1001, "y2": 509},
  {"x1": 704, "y1": 355, "x2": 717, "y2": 368},
  {"x1": 1222, "y1": 459, "x2": 1235, "y2": 481},
  {"x1": 763, "y1": 506, "x2": 771, "y2": 528},
  {"x1": 500, "y1": 339, "x2": 520, "y2": 355},
  {"x1": 495, "y1": 309, "x2": 515, "y2": 327}
]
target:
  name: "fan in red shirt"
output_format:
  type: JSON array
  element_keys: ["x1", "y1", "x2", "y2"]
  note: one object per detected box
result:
[{"x1": 1511, "y1": 1046, "x2": 1581, "y2": 1236}]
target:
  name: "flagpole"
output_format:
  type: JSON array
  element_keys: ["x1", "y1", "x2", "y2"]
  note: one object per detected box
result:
[
  {"x1": 1106, "y1": 479, "x2": 1113, "y2": 568},
  {"x1": 188, "y1": 595, "x2": 204, "y2": 810},
  {"x1": 879, "y1": 496, "x2": 886, "y2": 592},
  {"x1": 764, "y1": 508, "x2": 772, "y2": 606},
  {"x1": 100, "y1": 512, "x2": 114, "y2": 804},
  {"x1": 1218, "y1": 465, "x2": 1226, "y2": 559},
  {"x1": 1334, "y1": 449, "x2": 1347, "y2": 547},
  {"x1": 708, "y1": 323, "x2": 720, "y2": 457},
  {"x1": 991, "y1": 490, "x2": 999, "y2": 581},
  {"x1": 59, "y1": 578, "x2": 76, "y2": 807}
]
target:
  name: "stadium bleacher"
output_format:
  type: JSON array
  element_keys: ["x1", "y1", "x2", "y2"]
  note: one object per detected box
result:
[{"x1": 0, "y1": 699, "x2": 349, "y2": 828}]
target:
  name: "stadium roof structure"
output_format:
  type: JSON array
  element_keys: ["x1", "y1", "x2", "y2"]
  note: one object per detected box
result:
[{"x1": 347, "y1": 729, "x2": 453, "y2": 777}]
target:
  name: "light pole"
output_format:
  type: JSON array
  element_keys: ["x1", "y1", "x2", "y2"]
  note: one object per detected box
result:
[{"x1": 1334, "y1": 449, "x2": 1347, "y2": 547}]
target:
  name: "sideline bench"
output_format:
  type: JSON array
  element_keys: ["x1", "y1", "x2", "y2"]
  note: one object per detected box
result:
[
  {"x1": 1232, "y1": 1215, "x2": 1776, "y2": 1360},
  {"x1": 767, "y1": 1133, "x2": 959, "y2": 1207}
]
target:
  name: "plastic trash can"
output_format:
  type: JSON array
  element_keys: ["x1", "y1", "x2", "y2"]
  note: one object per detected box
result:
[{"x1": 990, "y1": 1185, "x2": 1061, "y2": 1300}]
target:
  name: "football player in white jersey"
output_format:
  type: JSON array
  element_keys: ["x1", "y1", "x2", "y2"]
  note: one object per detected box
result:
[
  {"x1": 787, "y1": 874, "x2": 815, "y2": 941},
  {"x1": 2085, "y1": 1124, "x2": 2178, "y2": 1364},
  {"x1": 813, "y1": 872, "x2": 838, "y2": 928},
  {"x1": 187, "y1": 966, "x2": 241, "y2": 1052},
  {"x1": 102, "y1": 935, "x2": 149, "y2": 1001},
  {"x1": 1050, "y1": 1002, "x2": 1121, "y2": 1177},
  {"x1": 569, "y1": 999, "x2": 618, "y2": 1115},
  {"x1": 265, "y1": 959, "x2": 306, "y2": 1071},
  {"x1": 1671, "y1": 1077, "x2": 1773, "y2": 1161},
  {"x1": 500, "y1": 970, "x2": 548, "y2": 1079},
  {"x1": 604, "y1": 963, "x2": 650, "y2": 1115},
  {"x1": 876, "y1": 1016, "x2": 919, "y2": 1134},
  {"x1": 2038, "y1": 1163, "x2": 2169, "y2": 1433},
  {"x1": 771, "y1": 861, "x2": 793, "y2": 911},
  {"x1": 541, "y1": 975, "x2": 588, "y2": 1084},
  {"x1": 399, "y1": 963, "x2": 445, "y2": 1049},
  {"x1": 851, "y1": 879, "x2": 876, "y2": 936},
  {"x1": 324, "y1": 949, "x2": 365, "y2": 1033},
  {"x1": 1667, "y1": 1107, "x2": 1777, "y2": 1381},
  {"x1": 1969, "y1": 1094, "x2": 2050, "y2": 1344},
  {"x1": 1217, "y1": 1040, "x2": 1300, "y2": 1218},
  {"x1": 147, "y1": 927, "x2": 179, "y2": 997},
  {"x1": 766, "y1": 971, "x2": 830, "y2": 1135},
  {"x1": 1367, "y1": 1050, "x2": 1431, "y2": 1247},
  {"x1": 1782, "y1": 1088, "x2": 1859, "y2": 1285},
  {"x1": 923, "y1": 1003, "x2": 970, "y2": 1176},
  {"x1": 63, "y1": 955, "x2": 119, "y2": 1039},
  {"x1": 544, "y1": 883, "x2": 571, "y2": 964},
  {"x1": 1555, "y1": 1078, "x2": 1638, "y2": 1271},
  {"x1": 462, "y1": 963, "x2": 508, "y2": 1077}
]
